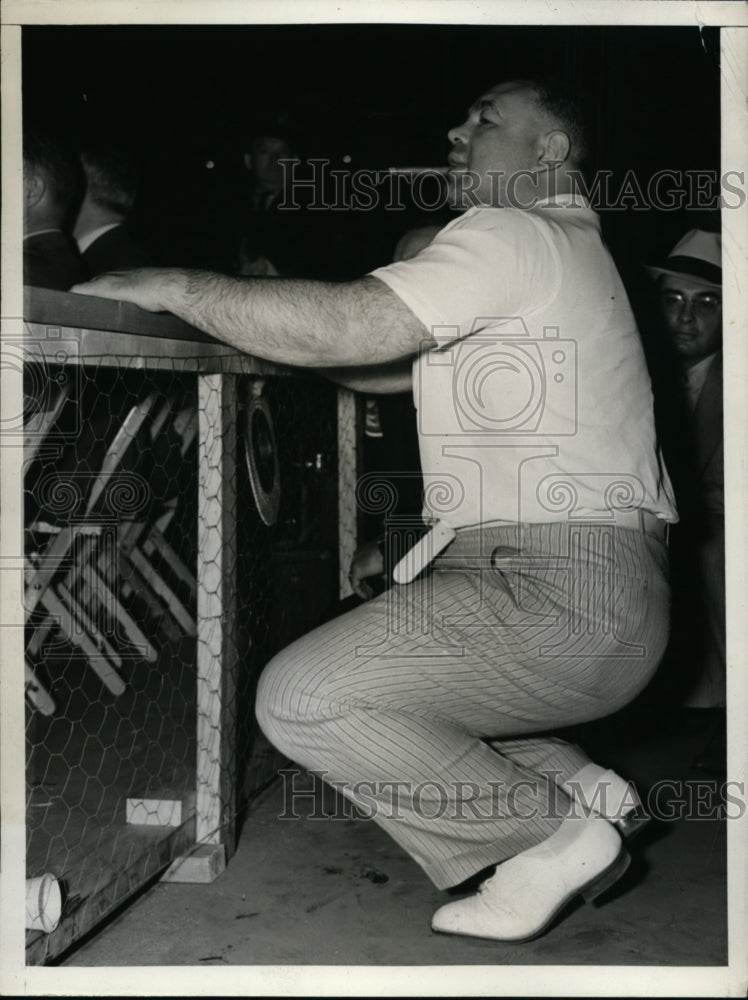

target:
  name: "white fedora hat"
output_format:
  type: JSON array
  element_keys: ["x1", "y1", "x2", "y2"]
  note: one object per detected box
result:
[{"x1": 646, "y1": 229, "x2": 722, "y2": 285}]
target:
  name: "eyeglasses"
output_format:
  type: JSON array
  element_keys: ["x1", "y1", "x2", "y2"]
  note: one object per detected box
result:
[{"x1": 659, "y1": 290, "x2": 722, "y2": 316}]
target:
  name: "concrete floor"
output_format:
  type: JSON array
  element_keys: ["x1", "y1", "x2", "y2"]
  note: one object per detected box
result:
[{"x1": 60, "y1": 709, "x2": 729, "y2": 972}]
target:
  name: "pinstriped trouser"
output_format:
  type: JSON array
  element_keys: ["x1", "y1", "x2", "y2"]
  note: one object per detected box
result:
[{"x1": 256, "y1": 522, "x2": 670, "y2": 889}]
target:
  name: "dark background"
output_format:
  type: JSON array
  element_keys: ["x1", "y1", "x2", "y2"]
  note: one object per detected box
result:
[{"x1": 22, "y1": 23, "x2": 721, "y2": 283}]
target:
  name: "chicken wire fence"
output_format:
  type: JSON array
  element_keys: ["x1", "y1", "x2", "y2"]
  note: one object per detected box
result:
[{"x1": 23, "y1": 338, "x2": 346, "y2": 964}]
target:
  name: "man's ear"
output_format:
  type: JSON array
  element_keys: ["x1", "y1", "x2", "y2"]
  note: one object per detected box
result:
[
  {"x1": 242, "y1": 152, "x2": 253, "y2": 171},
  {"x1": 24, "y1": 170, "x2": 45, "y2": 208},
  {"x1": 538, "y1": 130, "x2": 571, "y2": 169}
]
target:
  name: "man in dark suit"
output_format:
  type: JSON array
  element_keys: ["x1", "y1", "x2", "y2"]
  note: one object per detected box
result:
[
  {"x1": 647, "y1": 230, "x2": 725, "y2": 771},
  {"x1": 236, "y1": 111, "x2": 357, "y2": 281},
  {"x1": 23, "y1": 128, "x2": 87, "y2": 290},
  {"x1": 73, "y1": 147, "x2": 152, "y2": 274}
]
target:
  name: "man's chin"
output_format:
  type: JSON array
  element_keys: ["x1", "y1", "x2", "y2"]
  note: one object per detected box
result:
[{"x1": 671, "y1": 339, "x2": 711, "y2": 364}]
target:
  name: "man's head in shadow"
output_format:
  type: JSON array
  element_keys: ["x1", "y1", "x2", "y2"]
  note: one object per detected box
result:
[
  {"x1": 243, "y1": 111, "x2": 297, "y2": 208},
  {"x1": 23, "y1": 127, "x2": 83, "y2": 235}
]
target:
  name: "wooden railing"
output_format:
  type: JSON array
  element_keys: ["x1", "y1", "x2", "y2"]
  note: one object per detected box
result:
[{"x1": 22, "y1": 286, "x2": 360, "y2": 963}]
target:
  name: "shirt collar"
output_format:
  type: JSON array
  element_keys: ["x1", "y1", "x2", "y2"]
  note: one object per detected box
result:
[
  {"x1": 463, "y1": 192, "x2": 593, "y2": 214},
  {"x1": 534, "y1": 192, "x2": 591, "y2": 209},
  {"x1": 24, "y1": 228, "x2": 63, "y2": 240},
  {"x1": 77, "y1": 222, "x2": 121, "y2": 254}
]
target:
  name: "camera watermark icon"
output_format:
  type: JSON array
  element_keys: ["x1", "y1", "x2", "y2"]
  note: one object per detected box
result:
[
  {"x1": 30, "y1": 469, "x2": 151, "y2": 521},
  {"x1": 497, "y1": 472, "x2": 652, "y2": 659},
  {"x1": 352, "y1": 533, "x2": 465, "y2": 659},
  {"x1": 355, "y1": 472, "x2": 405, "y2": 518},
  {"x1": 417, "y1": 320, "x2": 577, "y2": 438},
  {"x1": 534, "y1": 473, "x2": 647, "y2": 522},
  {"x1": 356, "y1": 471, "x2": 466, "y2": 522},
  {"x1": 355, "y1": 470, "x2": 466, "y2": 526},
  {"x1": 353, "y1": 470, "x2": 468, "y2": 657},
  {"x1": 1, "y1": 327, "x2": 81, "y2": 444}
]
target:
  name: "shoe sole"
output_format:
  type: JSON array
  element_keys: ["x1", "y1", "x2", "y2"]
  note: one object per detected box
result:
[{"x1": 431, "y1": 847, "x2": 631, "y2": 944}]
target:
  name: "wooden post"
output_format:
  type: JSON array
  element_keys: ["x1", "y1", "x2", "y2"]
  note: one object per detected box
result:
[{"x1": 163, "y1": 372, "x2": 238, "y2": 882}]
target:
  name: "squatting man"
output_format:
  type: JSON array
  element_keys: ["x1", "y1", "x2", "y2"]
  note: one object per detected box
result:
[{"x1": 74, "y1": 78, "x2": 677, "y2": 943}]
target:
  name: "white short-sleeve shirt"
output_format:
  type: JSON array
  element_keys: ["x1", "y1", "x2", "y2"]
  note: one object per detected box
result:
[{"x1": 370, "y1": 197, "x2": 678, "y2": 529}]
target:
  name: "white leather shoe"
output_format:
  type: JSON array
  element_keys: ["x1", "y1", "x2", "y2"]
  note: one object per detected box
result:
[
  {"x1": 431, "y1": 814, "x2": 629, "y2": 943},
  {"x1": 562, "y1": 764, "x2": 650, "y2": 839}
]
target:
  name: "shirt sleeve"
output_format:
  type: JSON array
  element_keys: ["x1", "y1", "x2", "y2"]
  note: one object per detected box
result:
[{"x1": 370, "y1": 208, "x2": 561, "y2": 345}]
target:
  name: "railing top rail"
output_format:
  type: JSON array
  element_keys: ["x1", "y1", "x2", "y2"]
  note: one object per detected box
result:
[{"x1": 22, "y1": 286, "x2": 293, "y2": 376}]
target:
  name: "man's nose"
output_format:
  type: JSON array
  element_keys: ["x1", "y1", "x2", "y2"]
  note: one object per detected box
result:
[
  {"x1": 447, "y1": 120, "x2": 470, "y2": 146},
  {"x1": 678, "y1": 298, "x2": 696, "y2": 322}
]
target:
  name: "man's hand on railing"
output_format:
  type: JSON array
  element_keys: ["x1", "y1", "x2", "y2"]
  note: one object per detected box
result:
[
  {"x1": 348, "y1": 539, "x2": 386, "y2": 600},
  {"x1": 71, "y1": 269, "x2": 181, "y2": 314}
]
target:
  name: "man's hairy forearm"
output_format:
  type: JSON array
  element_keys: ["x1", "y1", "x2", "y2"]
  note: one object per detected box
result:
[{"x1": 157, "y1": 270, "x2": 430, "y2": 368}]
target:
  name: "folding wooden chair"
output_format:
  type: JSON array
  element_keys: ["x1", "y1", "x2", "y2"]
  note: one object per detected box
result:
[
  {"x1": 23, "y1": 377, "x2": 71, "y2": 715},
  {"x1": 114, "y1": 396, "x2": 198, "y2": 642},
  {"x1": 25, "y1": 382, "x2": 200, "y2": 712},
  {"x1": 24, "y1": 391, "x2": 165, "y2": 700}
]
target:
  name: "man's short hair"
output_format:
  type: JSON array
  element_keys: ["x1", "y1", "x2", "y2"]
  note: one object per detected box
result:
[
  {"x1": 516, "y1": 76, "x2": 592, "y2": 166},
  {"x1": 80, "y1": 147, "x2": 141, "y2": 216},
  {"x1": 23, "y1": 127, "x2": 82, "y2": 209}
]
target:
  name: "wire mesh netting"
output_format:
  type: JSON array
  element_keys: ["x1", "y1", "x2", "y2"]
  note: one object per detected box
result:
[
  {"x1": 23, "y1": 348, "x2": 342, "y2": 964},
  {"x1": 234, "y1": 373, "x2": 340, "y2": 814}
]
